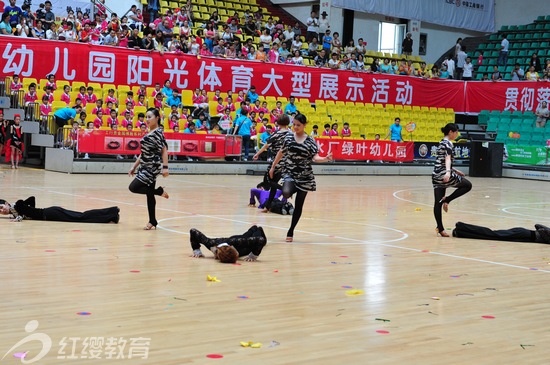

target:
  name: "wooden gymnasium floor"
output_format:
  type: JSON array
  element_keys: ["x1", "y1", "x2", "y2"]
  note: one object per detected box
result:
[{"x1": 1, "y1": 167, "x2": 550, "y2": 364}]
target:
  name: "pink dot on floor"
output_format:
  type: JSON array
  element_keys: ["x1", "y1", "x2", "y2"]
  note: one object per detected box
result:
[
  {"x1": 206, "y1": 354, "x2": 224, "y2": 359},
  {"x1": 482, "y1": 315, "x2": 495, "y2": 319},
  {"x1": 77, "y1": 312, "x2": 91, "y2": 315},
  {"x1": 233, "y1": 263, "x2": 241, "y2": 266},
  {"x1": 144, "y1": 244, "x2": 154, "y2": 247},
  {"x1": 421, "y1": 250, "x2": 429, "y2": 253},
  {"x1": 339, "y1": 255, "x2": 349, "y2": 258},
  {"x1": 376, "y1": 330, "x2": 390, "y2": 334},
  {"x1": 72, "y1": 230, "x2": 81, "y2": 232},
  {"x1": 130, "y1": 270, "x2": 141, "y2": 273},
  {"x1": 13, "y1": 352, "x2": 27, "y2": 358},
  {"x1": 44, "y1": 249, "x2": 56, "y2": 252}
]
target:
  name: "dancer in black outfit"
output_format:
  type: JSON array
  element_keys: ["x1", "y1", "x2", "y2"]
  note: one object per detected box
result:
[
  {"x1": 253, "y1": 114, "x2": 291, "y2": 212},
  {"x1": 128, "y1": 108, "x2": 169, "y2": 230},
  {"x1": 0, "y1": 196, "x2": 120, "y2": 223},
  {"x1": 269, "y1": 114, "x2": 332, "y2": 242},
  {"x1": 432, "y1": 123, "x2": 472, "y2": 237},
  {"x1": 452, "y1": 222, "x2": 550, "y2": 244},
  {"x1": 190, "y1": 225, "x2": 268, "y2": 263}
]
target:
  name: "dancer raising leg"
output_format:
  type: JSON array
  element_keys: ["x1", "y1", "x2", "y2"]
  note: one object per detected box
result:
[
  {"x1": 432, "y1": 123, "x2": 472, "y2": 237},
  {"x1": 269, "y1": 113, "x2": 332, "y2": 242},
  {"x1": 128, "y1": 108, "x2": 169, "y2": 230}
]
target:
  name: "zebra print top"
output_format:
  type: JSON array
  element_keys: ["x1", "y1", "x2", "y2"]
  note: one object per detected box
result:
[
  {"x1": 280, "y1": 133, "x2": 318, "y2": 192},
  {"x1": 136, "y1": 128, "x2": 168, "y2": 186},
  {"x1": 432, "y1": 138, "x2": 462, "y2": 188}
]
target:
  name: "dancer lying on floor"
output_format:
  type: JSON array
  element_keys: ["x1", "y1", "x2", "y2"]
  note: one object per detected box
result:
[
  {"x1": 0, "y1": 196, "x2": 120, "y2": 223},
  {"x1": 452, "y1": 222, "x2": 550, "y2": 244},
  {"x1": 189, "y1": 225, "x2": 267, "y2": 263}
]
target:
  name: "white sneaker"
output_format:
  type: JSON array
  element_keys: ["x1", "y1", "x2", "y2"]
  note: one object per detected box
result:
[
  {"x1": 83, "y1": 153, "x2": 90, "y2": 159},
  {"x1": 116, "y1": 155, "x2": 124, "y2": 160}
]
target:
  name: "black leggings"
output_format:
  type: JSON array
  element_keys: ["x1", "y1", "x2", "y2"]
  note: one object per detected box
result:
[
  {"x1": 263, "y1": 171, "x2": 282, "y2": 210},
  {"x1": 282, "y1": 180, "x2": 308, "y2": 238},
  {"x1": 128, "y1": 178, "x2": 164, "y2": 227},
  {"x1": 433, "y1": 178, "x2": 472, "y2": 232}
]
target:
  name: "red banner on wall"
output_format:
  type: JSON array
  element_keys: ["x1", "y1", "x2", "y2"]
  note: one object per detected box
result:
[
  {"x1": 77, "y1": 129, "x2": 242, "y2": 157},
  {"x1": 0, "y1": 37, "x2": 465, "y2": 110},
  {"x1": 315, "y1": 138, "x2": 414, "y2": 161},
  {"x1": 465, "y1": 81, "x2": 550, "y2": 113},
  {"x1": 76, "y1": 129, "x2": 412, "y2": 161}
]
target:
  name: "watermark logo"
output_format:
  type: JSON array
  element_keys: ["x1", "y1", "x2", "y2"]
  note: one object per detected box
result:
[
  {"x1": 2, "y1": 320, "x2": 52, "y2": 364},
  {"x1": 3, "y1": 320, "x2": 151, "y2": 362}
]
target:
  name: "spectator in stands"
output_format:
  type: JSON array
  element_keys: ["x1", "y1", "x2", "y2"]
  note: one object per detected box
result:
[
  {"x1": 154, "y1": 30, "x2": 166, "y2": 52},
  {"x1": 456, "y1": 46, "x2": 468, "y2": 80},
  {"x1": 535, "y1": 101, "x2": 549, "y2": 128},
  {"x1": 510, "y1": 63, "x2": 525, "y2": 81},
  {"x1": 444, "y1": 53, "x2": 455, "y2": 79},
  {"x1": 491, "y1": 65, "x2": 502, "y2": 81},
  {"x1": 332, "y1": 32, "x2": 342, "y2": 54},
  {"x1": 439, "y1": 64, "x2": 451, "y2": 79},
  {"x1": 0, "y1": 12, "x2": 13, "y2": 35},
  {"x1": 143, "y1": 32, "x2": 155, "y2": 50},
  {"x1": 417, "y1": 62, "x2": 428, "y2": 78},
  {"x1": 430, "y1": 65, "x2": 441, "y2": 79},
  {"x1": 402, "y1": 32, "x2": 413, "y2": 55},
  {"x1": 247, "y1": 87, "x2": 259, "y2": 104},
  {"x1": 284, "y1": 97, "x2": 297, "y2": 115},
  {"x1": 104, "y1": 29, "x2": 118, "y2": 46},
  {"x1": 234, "y1": 109, "x2": 252, "y2": 160},
  {"x1": 54, "y1": 106, "x2": 82, "y2": 135},
  {"x1": 267, "y1": 43, "x2": 280, "y2": 63},
  {"x1": 212, "y1": 39, "x2": 226, "y2": 57},
  {"x1": 148, "y1": 0, "x2": 160, "y2": 22},
  {"x1": 157, "y1": 19, "x2": 173, "y2": 46},
  {"x1": 5, "y1": 0, "x2": 22, "y2": 27},
  {"x1": 384, "y1": 117, "x2": 403, "y2": 142},
  {"x1": 322, "y1": 29, "x2": 333, "y2": 54},
  {"x1": 32, "y1": 19, "x2": 46, "y2": 39},
  {"x1": 128, "y1": 28, "x2": 143, "y2": 49},
  {"x1": 356, "y1": 38, "x2": 367, "y2": 57},
  {"x1": 286, "y1": 50, "x2": 301, "y2": 65},
  {"x1": 314, "y1": 49, "x2": 328, "y2": 67},
  {"x1": 61, "y1": 22, "x2": 77, "y2": 42},
  {"x1": 38, "y1": 1, "x2": 55, "y2": 29},
  {"x1": 544, "y1": 59, "x2": 550, "y2": 79},
  {"x1": 526, "y1": 65, "x2": 540, "y2": 81},
  {"x1": 128, "y1": 5, "x2": 142, "y2": 30},
  {"x1": 497, "y1": 34, "x2": 509, "y2": 66},
  {"x1": 454, "y1": 38, "x2": 462, "y2": 60},
  {"x1": 305, "y1": 11, "x2": 319, "y2": 42},
  {"x1": 380, "y1": 58, "x2": 391, "y2": 73},
  {"x1": 15, "y1": 16, "x2": 31, "y2": 37},
  {"x1": 462, "y1": 56, "x2": 473, "y2": 81},
  {"x1": 290, "y1": 22, "x2": 301, "y2": 38},
  {"x1": 291, "y1": 34, "x2": 303, "y2": 54},
  {"x1": 318, "y1": 11, "x2": 329, "y2": 41},
  {"x1": 529, "y1": 53, "x2": 543, "y2": 73},
  {"x1": 328, "y1": 52, "x2": 340, "y2": 69}
]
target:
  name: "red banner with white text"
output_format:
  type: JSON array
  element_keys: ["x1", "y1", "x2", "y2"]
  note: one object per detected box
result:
[
  {"x1": 77, "y1": 130, "x2": 242, "y2": 157},
  {"x1": 76, "y1": 129, "x2": 412, "y2": 161},
  {"x1": 315, "y1": 138, "x2": 414, "y2": 161},
  {"x1": 465, "y1": 81, "x2": 550, "y2": 113},
  {"x1": 3, "y1": 37, "x2": 547, "y2": 114},
  {"x1": 0, "y1": 37, "x2": 466, "y2": 110}
]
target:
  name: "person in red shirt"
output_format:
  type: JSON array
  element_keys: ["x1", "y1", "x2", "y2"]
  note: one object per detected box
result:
[
  {"x1": 10, "y1": 74, "x2": 23, "y2": 93},
  {"x1": 24, "y1": 83, "x2": 38, "y2": 105},
  {"x1": 93, "y1": 110, "x2": 104, "y2": 128},
  {"x1": 329, "y1": 122, "x2": 339, "y2": 137},
  {"x1": 60, "y1": 85, "x2": 71, "y2": 106},
  {"x1": 39, "y1": 95, "x2": 52, "y2": 121},
  {"x1": 77, "y1": 86, "x2": 87, "y2": 106},
  {"x1": 84, "y1": 87, "x2": 98, "y2": 105},
  {"x1": 341, "y1": 122, "x2": 352, "y2": 138}
]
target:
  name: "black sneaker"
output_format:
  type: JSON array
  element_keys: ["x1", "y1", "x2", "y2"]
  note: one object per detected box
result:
[{"x1": 535, "y1": 224, "x2": 550, "y2": 231}]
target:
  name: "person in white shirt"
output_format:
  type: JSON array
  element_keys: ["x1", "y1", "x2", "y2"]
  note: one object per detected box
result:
[
  {"x1": 444, "y1": 53, "x2": 456, "y2": 79},
  {"x1": 497, "y1": 34, "x2": 509, "y2": 66},
  {"x1": 259, "y1": 29, "x2": 272, "y2": 52},
  {"x1": 305, "y1": 11, "x2": 319, "y2": 42},
  {"x1": 510, "y1": 63, "x2": 525, "y2": 81},
  {"x1": 456, "y1": 46, "x2": 468, "y2": 80},
  {"x1": 462, "y1": 57, "x2": 473, "y2": 80},
  {"x1": 318, "y1": 11, "x2": 329, "y2": 41},
  {"x1": 282, "y1": 24, "x2": 294, "y2": 49}
]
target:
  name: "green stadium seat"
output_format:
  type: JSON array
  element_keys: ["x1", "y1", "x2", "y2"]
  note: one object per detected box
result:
[
  {"x1": 487, "y1": 117, "x2": 499, "y2": 132},
  {"x1": 509, "y1": 25, "x2": 518, "y2": 30},
  {"x1": 478, "y1": 43, "x2": 487, "y2": 50},
  {"x1": 535, "y1": 24, "x2": 544, "y2": 30},
  {"x1": 476, "y1": 73, "x2": 484, "y2": 80},
  {"x1": 527, "y1": 24, "x2": 535, "y2": 31},
  {"x1": 545, "y1": 23, "x2": 550, "y2": 30},
  {"x1": 489, "y1": 34, "x2": 499, "y2": 41},
  {"x1": 545, "y1": 15, "x2": 550, "y2": 21},
  {"x1": 500, "y1": 25, "x2": 509, "y2": 31},
  {"x1": 500, "y1": 110, "x2": 511, "y2": 117},
  {"x1": 536, "y1": 16, "x2": 545, "y2": 22},
  {"x1": 478, "y1": 66, "x2": 488, "y2": 74},
  {"x1": 485, "y1": 43, "x2": 497, "y2": 50},
  {"x1": 517, "y1": 25, "x2": 526, "y2": 31},
  {"x1": 503, "y1": 74, "x2": 512, "y2": 81},
  {"x1": 519, "y1": 124, "x2": 533, "y2": 134},
  {"x1": 530, "y1": 135, "x2": 545, "y2": 146},
  {"x1": 495, "y1": 132, "x2": 507, "y2": 143},
  {"x1": 541, "y1": 42, "x2": 549, "y2": 48}
]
